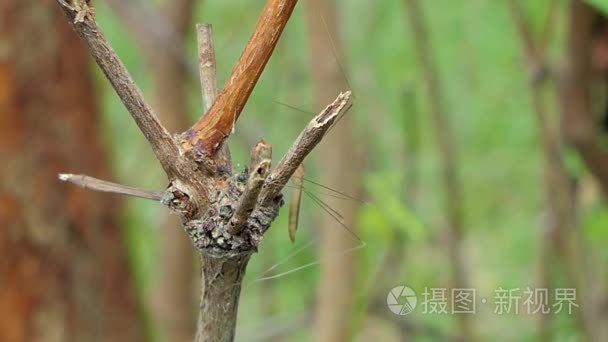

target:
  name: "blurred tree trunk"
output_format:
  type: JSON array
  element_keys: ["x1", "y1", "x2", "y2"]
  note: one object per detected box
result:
[
  {"x1": 562, "y1": 0, "x2": 608, "y2": 196},
  {"x1": 560, "y1": 1, "x2": 608, "y2": 339},
  {"x1": 145, "y1": 1, "x2": 197, "y2": 341},
  {"x1": 100, "y1": 1, "x2": 198, "y2": 338},
  {"x1": 305, "y1": 1, "x2": 364, "y2": 341},
  {"x1": 403, "y1": 0, "x2": 472, "y2": 340},
  {"x1": 0, "y1": 1, "x2": 143, "y2": 341}
]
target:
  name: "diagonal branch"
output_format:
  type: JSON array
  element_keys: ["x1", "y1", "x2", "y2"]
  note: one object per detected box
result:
[
  {"x1": 179, "y1": 0, "x2": 299, "y2": 157},
  {"x1": 507, "y1": 0, "x2": 557, "y2": 84},
  {"x1": 59, "y1": 174, "x2": 163, "y2": 201},
  {"x1": 104, "y1": 0, "x2": 197, "y2": 78},
  {"x1": 258, "y1": 91, "x2": 352, "y2": 206},
  {"x1": 55, "y1": 0, "x2": 181, "y2": 178}
]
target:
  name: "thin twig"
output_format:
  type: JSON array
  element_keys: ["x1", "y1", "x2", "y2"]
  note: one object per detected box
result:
[
  {"x1": 58, "y1": 174, "x2": 163, "y2": 201},
  {"x1": 507, "y1": 0, "x2": 554, "y2": 84},
  {"x1": 197, "y1": 24, "x2": 219, "y2": 113},
  {"x1": 197, "y1": 23, "x2": 232, "y2": 172},
  {"x1": 180, "y1": 0, "x2": 299, "y2": 156},
  {"x1": 258, "y1": 91, "x2": 352, "y2": 206},
  {"x1": 54, "y1": 0, "x2": 181, "y2": 178}
]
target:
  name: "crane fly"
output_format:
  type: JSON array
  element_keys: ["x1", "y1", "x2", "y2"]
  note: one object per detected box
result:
[{"x1": 277, "y1": 164, "x2": 365, "y2": 244}]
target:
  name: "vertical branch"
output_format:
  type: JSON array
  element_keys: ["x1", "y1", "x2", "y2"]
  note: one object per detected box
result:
[
  {"x1": 180, "y1": 0, "x2": 299, "y2": 156},
  {"x1": 559, "y1": 1, "x2": 608, "y2": 339},
  {"x1": 197, "y1": 24, "x2": 219, "y2": 113},
  {"x1": 141, "y1": 0, "x2": 197, "y2": 341},
  {"x1": 506, "y1": 4, "x2": 567, "y2": 339},
  {"x1": 403, "y1": 0, "x2": 472, "y2": 339},
  {"x1": 1, "y1": 1, "x2": 144, "y2": 339},
  {"x1": 195, "y1": 253, "x2": 251, "y2": 342},
  {"x1": 197, "y1": 23, "x2": 231, "y2": 172}
]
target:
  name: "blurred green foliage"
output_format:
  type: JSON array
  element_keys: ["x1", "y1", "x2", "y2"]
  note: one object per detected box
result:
[{"x1": 92, "y1": 0, "x2": 607, "y2": 340}]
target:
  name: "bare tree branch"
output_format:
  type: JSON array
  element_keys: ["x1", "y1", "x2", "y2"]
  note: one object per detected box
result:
[
  {"x1": 104, "y1": 0, "x2": 197, "y2": 78},
  {"x1": 197, "y1": 24, "x2": 219, "y2": 113},
  {"x1": 58, "y1": 174, "x2": 163, "y2": 201},
  {"x1": 258, "y1": 91, "x2": 352, "y2": 207},
  {"x1": 179, "y1": 0, "x2": 299, "y2": 157},
  {"x1": 55, "y1": 0, "x2": 182, "y2": 178},
  {"x1": 197, "y1": 23, "x2": 232, "y2": 173},
  {"x1": 508, "y1": 1, "x2": 604, "y2": 340},
  {"x1": 507, "y1": 0, "x2": 556, "y2": 84},
  {"x1": 403, "y1": 0, "x2": 472, "y2": 339}
]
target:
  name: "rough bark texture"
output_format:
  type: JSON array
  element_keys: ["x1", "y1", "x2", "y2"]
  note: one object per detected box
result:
[
  {"x1": 0, "y1": 1, "x2": 143, "y2": 341},
  {"x1": 195, "y1": 253, "x2": 251, "y2": 342},
  {"x1": 305, "y1": 1, "x2": 363, "y2": 341},
  {"x1": 403, "y1": 0, "x2": 472, "y2": 340}
]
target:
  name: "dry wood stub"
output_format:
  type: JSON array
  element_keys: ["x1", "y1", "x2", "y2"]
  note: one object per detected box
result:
[
  {"x1": 160, "y1": 141, "x2": 283, "y2": 255},
  {"x1": 177, "y1": 169, "x2": 284, "y2": 255}
]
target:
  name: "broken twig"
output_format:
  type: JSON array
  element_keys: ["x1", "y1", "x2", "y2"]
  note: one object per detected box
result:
[
  {"x1": 58, "y1": 174, "x2": 163, "y2": 201},
  {"x1": 259, "y1": 91, "x2": 352, "y2": 206}
]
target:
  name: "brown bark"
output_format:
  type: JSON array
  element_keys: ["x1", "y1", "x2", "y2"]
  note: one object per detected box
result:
[
  {"x1": 195, "y1": 253, "x2": 250, "y2": 342},
  {"x1": 561, "y1": 0, "x2": 608, "y2": 196},
  {"x1": 508, "y1": 1, "x2": 607, "y2": 340},
  {"x1": 559, "y1": 1, "x2": 608, "y2": 339},
  {"x1": 305, "y1": 1, "x2": 363, "y2": 341},
  {"x1": 0, "y1": 1, "x2": 143, "y2": 341},
  {"x1": 180, "y1": 0, "x2": 299, "y2": 158},
  {"x1": 403, "y1": 0, "x2": 472, "y2": 339}
]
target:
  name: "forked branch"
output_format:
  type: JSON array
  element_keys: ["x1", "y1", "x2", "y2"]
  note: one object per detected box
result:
[{"x1": 179, "y1": 0, "x2": 299, "y2": 156}]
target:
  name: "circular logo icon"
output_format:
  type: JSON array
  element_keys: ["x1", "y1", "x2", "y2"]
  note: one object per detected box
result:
[{"x1": 387, "y1": 286, "x2": 417, "y2": 315}]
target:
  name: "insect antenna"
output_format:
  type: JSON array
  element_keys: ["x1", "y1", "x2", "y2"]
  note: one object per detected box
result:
[
  {"x1": 273, "y1": 100, "x2": 316, "y2": 116},
  {"x1": 298, "y1": 176, "x2": 367, "y2": 203},
  {"x1": 320, "y1": 14, "x2": 356, "y2": 100}
]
